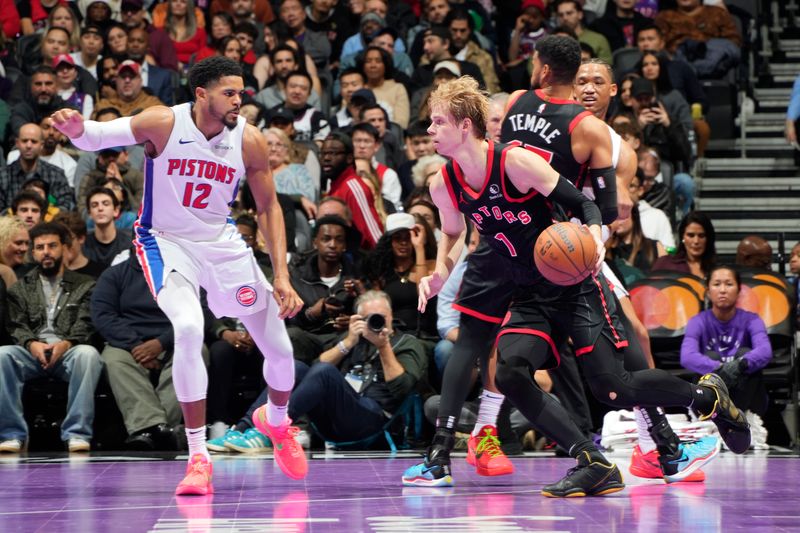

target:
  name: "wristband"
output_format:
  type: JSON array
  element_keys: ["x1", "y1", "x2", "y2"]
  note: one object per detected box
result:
[{"x1": 337, "y1": 340, "x2": 350, "y2": 355}]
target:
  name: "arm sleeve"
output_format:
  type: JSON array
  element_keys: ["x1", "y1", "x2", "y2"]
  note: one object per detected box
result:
[
  {"x1": 546, "y1": 176, "x2": 602, "y2": 227},
  {"x1": 680, "y1": 315, "x2": 723, "y2": 375},
  {"x1": 742, "y1": 314, "x2": 773, "y2": 372}
]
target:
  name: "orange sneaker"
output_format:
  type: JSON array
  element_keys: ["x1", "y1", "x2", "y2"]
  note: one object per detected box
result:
[
  {"x1": 466, "y1": 425, "x2": 514, "y2": 477},
  {"x1": 252, "y1": 406, "x2": 308, "y2": 480},
  {"x1": 629, "y1": 445, "x2": 705, "y2": 482},
  {"x1": 175, "y1": 454, "x2": 214, "y2": 495}
]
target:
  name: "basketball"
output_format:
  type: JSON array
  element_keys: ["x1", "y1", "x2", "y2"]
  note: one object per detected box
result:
[{"x1": 534, "y1": 222, "x2": 597, "y2": 286}]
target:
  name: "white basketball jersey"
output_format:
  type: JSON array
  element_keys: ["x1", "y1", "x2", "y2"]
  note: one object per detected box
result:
[{"x1": 137, "y1": 103, "x2": 247, "y2": 242}]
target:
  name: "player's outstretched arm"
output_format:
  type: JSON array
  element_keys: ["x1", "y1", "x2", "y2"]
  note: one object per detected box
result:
[
  {"x1": 51, "y1": 106, "x2": 173, "y2": 154},
  {"x1": 243, "y1": 124, "x2": 303, "y2": 319},
  {"x1": 418, "y1": 170, "x2": 466, "y2": 313}
]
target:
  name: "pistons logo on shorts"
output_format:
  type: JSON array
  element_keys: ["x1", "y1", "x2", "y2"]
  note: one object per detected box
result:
[{"x1": 236, "y1": 285, "x2": 258, "y2": 307}]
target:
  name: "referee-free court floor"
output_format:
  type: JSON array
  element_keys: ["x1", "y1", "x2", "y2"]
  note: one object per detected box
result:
[{"x1": 1, "y1": 449, "x2": 798, "y2": 532}]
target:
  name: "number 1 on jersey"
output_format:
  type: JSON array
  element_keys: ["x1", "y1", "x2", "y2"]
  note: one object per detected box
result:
[
  {"x1": 494, "y1": 232, "x2": 517, "y2": 257},
  {"x1": 182, "y1": 182, "x2": 211, "y2": 209}
]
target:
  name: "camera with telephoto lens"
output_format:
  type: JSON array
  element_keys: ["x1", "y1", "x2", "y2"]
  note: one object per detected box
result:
[
  {"x1": 326, "y1": 287, "x2": 350, "y2": 307},
  {"x1": 365, "y1": 313, "x2": 386, "y2": 333}
]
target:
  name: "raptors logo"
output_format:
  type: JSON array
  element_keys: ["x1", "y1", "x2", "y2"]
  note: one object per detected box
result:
[{"x1": 236, "y1": 285, "x2": 257, "y2": 307}]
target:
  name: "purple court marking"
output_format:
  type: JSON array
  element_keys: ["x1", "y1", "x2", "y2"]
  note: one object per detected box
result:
[{"x1": 1, "y1": 451, "x2": 799, "y2": 532}]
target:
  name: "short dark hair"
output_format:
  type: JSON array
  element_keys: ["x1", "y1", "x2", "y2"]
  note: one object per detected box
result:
[
  {"x1": 339, "y1": 67, "x2": 365, "y2": 82},
  {"x1": 32, "y1": 65, "x2": 56, "y2": 79},
  {"x1": 358, "y1": 46, "x2": 394, "y2": 81},
  {"x1": 235, "y1": 213, "x2": 257, "y2": 233},
  {"x1": 215, "y1": 35, "x2": 241, "y2": 55},
  {"x1": 270, "y1": 43, "x2": 300, "y2": 64},
  {"x1": 45, "y1": 26, "x2": 71, "y2": 41},
  {"x1": 53, "y1": 211, "x2": 88, "y2": 239},
  {"x1": 12, "y1": 190, "x2": 47, "y2": 214},
  {"x1": 351, "y1": 121, "x2": 380, "y2": 142},
  {"x1": 233, "y1": 20, "x2": 258, "y2": 40},
  {"x1": 29, "y1": 221, "x2": 69, "y2": 246},
  {"x1": 707, "y1": 264, "x2": 741, "y2": 289},
  {"x1": 360, "y1": 103, "x2": 389, "y2": 122},
  {"x1": 86, "y1": 186, "x2": 120, "y2": 211},
  {"x1": 579, "y1": 41, "x2": 596, "y2": 58},
  {"x1": 188, "y1": 56, "x2": 243, "y2": 96},
  {"x1": 325, "y1": 132, "x2": 354, "y2": 155},
  {"x1": 552, "y1": 25, "x2": 578, "y2": 39},
  {"x1": 423, "y1": 25, "x2": 450, "y2": 43},
  {"x1": 286, "y1": 70, "x2": 313, "y2": 89},
  {"x1": 535, "y1": 35, "x2": 582, "y2": 85},
  {"x1": 635, "y1": 21, "x2": 663, "y2": 42},
  {"x1": 445, "y1": 7, "x2": 474, "y2": 30},
  {"x1": 406, "y1": 119, "x2": 431, "y2": 138},
  {"x1": 312, "y1": 215, "x2": 349, "y2": 238},
  {"x1": 556, "y1": 0, "x2": 583, "y2": 12}
]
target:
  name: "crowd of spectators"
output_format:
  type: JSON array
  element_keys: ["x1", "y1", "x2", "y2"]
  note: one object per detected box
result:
[{"x1": 0, "y1": 0, "x2": 786, "y2": 454}]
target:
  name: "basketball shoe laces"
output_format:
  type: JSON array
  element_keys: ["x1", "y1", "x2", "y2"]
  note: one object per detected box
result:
[
  {"x1": 274, "y1": 425, "x2": 304, "y2": 458},
  {"x1": 185, "y1": 458, "x2": 211, "y2": 484},
  {"x1": 475, "y1": 428, "x2": 504, "y2": 459}
]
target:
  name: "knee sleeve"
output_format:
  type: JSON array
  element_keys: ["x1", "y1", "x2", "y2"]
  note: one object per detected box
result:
[{"x1": 157, "y1": 273, "x2": 207, "y2": 403}]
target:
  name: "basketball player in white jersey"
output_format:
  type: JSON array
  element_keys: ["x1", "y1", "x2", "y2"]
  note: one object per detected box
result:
[
  {"x1": 574, "y1": 59, "x2": 707, "y2": 482},
  {"x1": 52, "y1": 57, "x2": 307, "y2": 495}
]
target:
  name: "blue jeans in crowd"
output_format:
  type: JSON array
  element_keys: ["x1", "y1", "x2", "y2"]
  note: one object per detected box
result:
[
  {"x1": 673, "y1": 172, "x2": 696, "y2": 219},
  {"x1": 0, "y1": 344, "x2": 103, "y2": 442},
  {"x1": 288, "y1": 362, "x2": 387, "y2": 443}
]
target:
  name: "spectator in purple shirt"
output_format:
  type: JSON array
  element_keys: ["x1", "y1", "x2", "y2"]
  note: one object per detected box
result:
[{"x1": 680, "y1": 265, "x2": 772, "y2": 414}]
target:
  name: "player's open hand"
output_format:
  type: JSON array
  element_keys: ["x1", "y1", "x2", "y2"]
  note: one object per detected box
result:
[
  {"x1": 50, "y1": 108, "x2": 85, "y2": 139},
  {"x1": 418, "y1": 271, "x2": 445, "y2": 313},
  {"x1": 273, "y1": 277, "x2": 303, "y2": 319}
]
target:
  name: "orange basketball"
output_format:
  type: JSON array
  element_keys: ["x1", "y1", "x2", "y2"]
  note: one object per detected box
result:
[{"x1": 534, "y1": 222, "x2": 597, "y2": 286}]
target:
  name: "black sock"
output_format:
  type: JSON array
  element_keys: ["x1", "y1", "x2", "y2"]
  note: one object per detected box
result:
[
  {"x1": 643, "y1": 407, "x2": 681, "y2": 456},
  {"x1": 569, "y1": 440, "x2": 611, "y2": 465}
]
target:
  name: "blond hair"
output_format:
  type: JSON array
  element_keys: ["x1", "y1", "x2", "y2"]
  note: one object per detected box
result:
[
  {"x1": 265, "y1": 127, "x2": 293, "y2": 165},
  {"x1": 0, "y1": 216, "x2": 27, "y2": 267},
  {"x1": 428, "y1": 76, "x2": 489, "y2": 138}
]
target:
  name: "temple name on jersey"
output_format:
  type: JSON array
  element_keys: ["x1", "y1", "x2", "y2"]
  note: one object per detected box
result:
[
  {"x1": 166, "y1": 158, "x2": 236, "y2": 184},
  {"x1": 505, "y1": 113, "x2": 561, "y2": 145},
  {"x1": 470, "y1": 204, "x2": 532, "y2": 229}
]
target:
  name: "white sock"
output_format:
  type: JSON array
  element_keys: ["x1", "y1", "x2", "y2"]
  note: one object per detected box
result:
[
  {"x1": 634, "y1": 407, "x2": 657, "y2": 454},
  {"x1": 472, "y1": 390, "x2": 505, "y2": 436},
  {"x1": 267, "y1": 401, "x2": 288, "y2": 427},
  {"x1": 186, "y1": 426, "x2": 210, "y2": 461}
]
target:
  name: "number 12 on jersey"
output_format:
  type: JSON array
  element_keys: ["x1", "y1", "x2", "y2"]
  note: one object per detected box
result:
[
  {"x1": 494, "y1": 232, "x2": 517, "y2": 257},
  {"x1": 182, "y1": 182, "x2": 211, "y2": 209}
]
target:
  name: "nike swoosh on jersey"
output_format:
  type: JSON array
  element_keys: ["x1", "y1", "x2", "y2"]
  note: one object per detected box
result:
[{"x1": 179, "y1": 138, "x2": 195, "y2": 144}]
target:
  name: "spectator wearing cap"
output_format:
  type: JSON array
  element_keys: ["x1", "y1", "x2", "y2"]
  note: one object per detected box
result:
[
  {"x1": 77, "y1": 145, "x2": 143, "y2": 220},
  {"x1": 358, "y1": 46, "x2": 409, "y2": 129},
  {"x1": 70, "y1": 25, "x2": 104, "y2": 80},
  {"x1": 93, "y1": 60, "x2": 164, "y2": 117},
  {"x1": 411, "y1": 60, "x2": 461, "y2": 122},
  {"x1": 269, "y1": 71, "x2": 330, "y2": 147},
  {"x1": 126, "y1": 26, "x2": 175, "y2": 105},
  {"x1": 279, "y1": 0, "x2": 331, "y2": 68},
  {"x1": 52, "y1": 54, "x2": 94, "y2": 118},
  {"x1": 592, "y1": 0, "x2": 653, "y2": 51},
  {"x1": 120, "y1": 0, "x2": 178, "y2": 72},
  {"x1": 10, "y1": 66, "x2": 78, "y2": 136},
  {"x1": 0, "y1": 123, "x2": 75, "y2": 213},
  {"x1": 445, "y1": 8, "x2": 501, "y2": 94},
  {"x1": 7, "y1": 116, "x2": 78, "y2": 189},
  {"x1": 331, "y1": 68, "x2": 367, "y2": 130},
  {"x1": 78, "y1": 0, "x2": 116, "y2": 33},
  {"x1": 341, "y1": 10, "x2": 406, "y2": 60},
  {"x1": 321, "y1": 133, "x2": 384, "y2": 250},
  {"x1": 508, "y1": 0, "x2": 549, "y2": 88},
  {"x1": 363, "y1": 212, "x2": 438, "y2": 339},
  {"x1": 410, "y1": 26, "x2": 485, "y2": 97}
]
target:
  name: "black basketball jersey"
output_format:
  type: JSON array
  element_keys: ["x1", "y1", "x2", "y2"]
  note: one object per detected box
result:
[
  {"x1": 441, "y1": 140, "x2": 554, "y2": 265},
  {"x1": 500, "y1": 89, "x2": 593, "y2": 190}
]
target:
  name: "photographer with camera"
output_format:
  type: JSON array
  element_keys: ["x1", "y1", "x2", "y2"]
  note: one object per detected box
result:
[
  {"x1": 286, "y1": 215, "x2": 365, "y2": 365},
  {"x1": 287, "y1": 290, "x2": 427, "y2": 445}
]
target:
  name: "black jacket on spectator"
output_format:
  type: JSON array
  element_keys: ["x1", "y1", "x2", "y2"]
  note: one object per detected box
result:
[
  {"x1": 287, "y1": 250, "x2": 361, "y2": 333},
  {"x1": 7, "y1": 268, "x2": 96, "y2": 349},
  {"x1": 90, "y1": 254, "x2": 174, "y2": 352},
  {"x1": 592, "y1": 11, "x2": 652, "y2": 51},
  {"x1": 83, "y1": 230, "x2": 132, "y2": 268},
  {"x1": 10, "y1": 94, "x2": 79, "y2": 137},
  {"x1": 642, "y1": 118, "x2": 692, "y2": 169}
]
